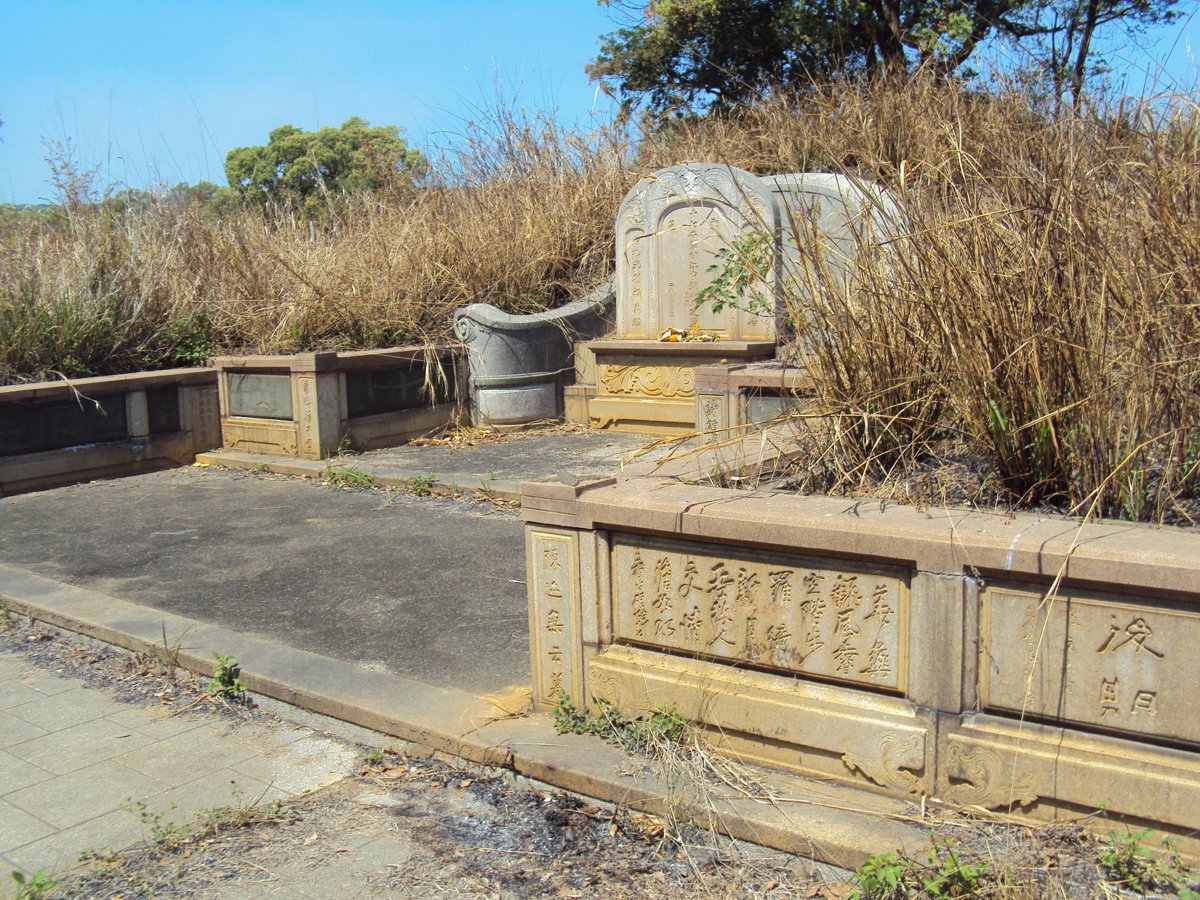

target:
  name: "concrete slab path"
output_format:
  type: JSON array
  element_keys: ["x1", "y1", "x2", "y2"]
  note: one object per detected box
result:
[{"x1": 0, "y1": 647, "x2": 361, "y2": 880}]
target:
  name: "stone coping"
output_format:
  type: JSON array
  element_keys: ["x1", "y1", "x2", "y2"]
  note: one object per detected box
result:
[
  {"x1": 211, "y1": 345, "x2": 455, "y2": 374},
  {"x1": 521, "y1": 476, "x2": 1200, "y2": 599},
  {"x1": 587, "y1": 339, "x2": 776, "y2": 358},
  {"x1": 694, "y1": 361, "x2": 814, "y2": 391},
  {"x1": 0, "y1": 368, "x2": 215, "y2": 403}
]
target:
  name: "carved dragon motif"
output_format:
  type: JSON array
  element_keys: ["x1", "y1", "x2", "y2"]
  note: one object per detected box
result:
[
  {"x1": 842, "y1": 732, "x2": 924, "y2": 793},
  {"x1": 941, "y1": 743, "x2": 1038, "y2": 809}
]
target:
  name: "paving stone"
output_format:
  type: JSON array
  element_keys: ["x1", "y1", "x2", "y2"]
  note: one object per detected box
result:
[
  {"x1": 4, "y1": 808, "x2": 143, "y2": 877},
  {"x1": 5, "y1": 758, "x2": 169, "y2": 829},
  {"x1": 113, "y1": 725, "x2": 260, "y2": 786},
  {"x1": 103, "y1": 703, "x2": 214, "y2": 738},
  {"x1": 7, "y1": 687, "x2": 129, "y2": 731},
  {"x1": 0, "y1": 799, "x2": 55, "y2": 855},
  {"x1": 228, "y1": 734, "x2": 357, "y2": 796},
  {"x1": 0, "y1": 679, "x2": 49, "y2": 712},
  {"x1": 6, "y1": 716, "x2": 154, "y2": 775},
  {"x1": 140, "y1": 766, "x2": 291, "y2": 824},
  {"x1": 0, "y1": 710, "x2": 47, "y2": 749},
  {"x1": 0, "y1": 748, "x2": 52, "y2": 795}
]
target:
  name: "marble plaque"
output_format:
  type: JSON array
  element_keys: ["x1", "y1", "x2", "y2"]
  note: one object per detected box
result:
[
  {"x1": 981, "y1": 585, "x2": 1200, "y2": 744},
  {"x1": 610, "y1": 534, "x2": 907, "y2": 692}
]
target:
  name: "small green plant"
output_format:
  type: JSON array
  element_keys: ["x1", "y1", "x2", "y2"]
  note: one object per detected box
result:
[
  {"x1": 253, "y1": 462, "x2": 269, "y2": 473},
  {"x1": 407, "y1": 473, "x2": 436, "y2": 497},
  {"x1": 334, "y1": 433, "x2": 357, "y2": 457},
  {"x1": 851, "y1": 839, "x2": 994, "y2": 899},
  {"x1": 123, "y1": 799, "x2": 186, "y2": 849},
  {"x1": 852, "y1": 851, "x2": 907, "y2": 899},
  {"x1": 692, "y1": 231, "x2": 775, "y2": 319},
  {"x1": 0, "y1": 602, "x2": 11, "y2": 631},
  {"x1": 10, "y1": 868, "x2": 58, "y2": 899},
  {"x1": 552, "y1": 691, "x2": 687, "y2": 754},
  {"x1": 1099, "y1": 829, "x2": 1193, "y2": 895},
  {"x1": 209, "y1": 652, "x2": 247, "y2": 700},
  {"x1": 920, "y1": 840, "x2": 992, "y2": 897},
  {"x1": 323, "y1": 463, "x2": 378, "y2": 490},
  {"x1": 136, "y1": 622, "x2": 190, "y2": 677}
]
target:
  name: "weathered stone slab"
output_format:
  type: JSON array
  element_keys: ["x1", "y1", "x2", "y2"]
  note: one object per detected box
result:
[
  {"x1": 981, "y1": 583, "x2": 1199, "y2": 744},
  {"x1": 528, "y1": 527, "x2": 584, "y2": 708},
  {"x1": 616, "y1": 164, "x2": 778, "y2": 341},
  {"x1": 610, "y1": 534, "x2": 907, "y2": 692},
  {"x1": 764, "y1": 173, "x2": 903, "y2": 281},
  {"x1": 227, "y1": 373, "x2": 293, "y2": 420}
]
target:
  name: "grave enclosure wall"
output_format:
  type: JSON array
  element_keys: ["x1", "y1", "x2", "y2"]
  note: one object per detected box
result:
[
  {"x1": 0, "y1": 368, "x2": 219, "y2": 495},
  {"x1": 523, "y1": 477, "x2": 1200, "y2": 851},
  {"x1": 213, "y1": 347, "x2": 462, "y2": 459}
]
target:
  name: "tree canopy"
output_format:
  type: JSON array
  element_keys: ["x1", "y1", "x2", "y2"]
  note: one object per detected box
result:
[
  {"x1": 225, "y1": 117, "x2": 428, "y2": 215},
  {"x1": 588, "y1": 0, "x2": 1179, "y2": 114}
]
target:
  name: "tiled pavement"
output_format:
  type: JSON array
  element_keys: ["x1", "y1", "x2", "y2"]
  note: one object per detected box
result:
[{"x1": 0, "y1": 648, "x2": 360, "y2": 880}]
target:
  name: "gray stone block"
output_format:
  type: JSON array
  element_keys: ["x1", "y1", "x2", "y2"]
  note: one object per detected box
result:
[{"x1": 454, "y1": 279, "x2": 615, "y2": 426}]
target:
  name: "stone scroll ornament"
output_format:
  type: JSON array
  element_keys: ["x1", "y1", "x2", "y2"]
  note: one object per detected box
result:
[
  {"x1": 841, "y1": 732, "x2": 924, "y2": 794},
  {"x1": 600, "y1": 365, "x2": 695, "y2": 399}
]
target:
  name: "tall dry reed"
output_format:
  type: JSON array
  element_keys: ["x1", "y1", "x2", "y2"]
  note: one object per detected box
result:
[{"x1": 731, "y1": 77, "x2": 1200, "y2": 523}]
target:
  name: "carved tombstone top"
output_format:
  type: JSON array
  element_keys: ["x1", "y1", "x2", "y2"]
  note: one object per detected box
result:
[
  {"x1": 763, "y1": 173, "x2": 903, "y2": 284},
  {"x1": 614, "y1": 164, "x2": 779, "y2": 341}
]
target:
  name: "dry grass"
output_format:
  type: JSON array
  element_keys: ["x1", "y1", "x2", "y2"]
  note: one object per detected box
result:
[
  {"x1": 0, "y1": 106, "x2": 639, "y2": 385},
  {"x1": 686, "y1": 76, "x2": 1200, "y2": 524},
  {"x1": 3, "y1": 77, "x2": 1197, "y2": 523}
]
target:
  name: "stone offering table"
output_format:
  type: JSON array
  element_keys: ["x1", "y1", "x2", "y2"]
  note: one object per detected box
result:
[{"x1": 212, "y1": 346, "x2": 461, "y2": 459}]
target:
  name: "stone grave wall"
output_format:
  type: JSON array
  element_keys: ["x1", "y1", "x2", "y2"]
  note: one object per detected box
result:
[
  {"x1": 213, "y1": 347, "x2": 461, "y2": 459},
  {"x1": 523, "y1": 476, "x2": 1200, "y2": 851},
  {"x1": 0, "y1": 368, "x2": 219, "y2": 495}
]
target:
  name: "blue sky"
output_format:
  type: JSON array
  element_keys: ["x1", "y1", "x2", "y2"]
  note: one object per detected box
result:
[{"x1": 1, "y1": 1, "x2": 1197, "y2": 205}]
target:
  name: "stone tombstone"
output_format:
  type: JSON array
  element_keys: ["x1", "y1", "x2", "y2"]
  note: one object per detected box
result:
[
  {"x1": 615, "y1": 164, "x2": 779, "y2": 342},
  {"x1": 763, "y1": 173, "x2": 903, "y2": 286}
]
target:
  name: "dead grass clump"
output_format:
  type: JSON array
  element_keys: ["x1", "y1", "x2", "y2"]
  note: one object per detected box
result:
[
  {"x1": 0, "y1": 107, "x2": 638, "y2": 385},
  {"x1": 744, "y1": 75, "x2": 1200, "y2": 524}
]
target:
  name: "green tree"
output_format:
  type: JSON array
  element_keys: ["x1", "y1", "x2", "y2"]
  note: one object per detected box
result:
[
  {"x1": 996, "y1": 0, "x2": 1178, "y2": 105},
  {"x1": 589, "y1": 0, "x2": 1179, "y2": 115},
  {"x1": 224, "y1": 117, "x2": 427, "y2": 215}
]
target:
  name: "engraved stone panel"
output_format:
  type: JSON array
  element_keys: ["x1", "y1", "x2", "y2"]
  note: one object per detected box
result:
[
  {"x1": 529, "y1": 529, "x2": 582, "y2": 707},
  {"x1": 614, "y1": 164, "x2": 778, "y2": 341},
  {"x1": 296, "y1": 375, "x2": 319, "y2": 458},
  {"x1": 610, "y1": 534, "x2": 908, "y2": 692},
  {"x1": 226, "y1": 372, "x2": 293, "y2": 420},
  {"x1": 980, "y1": 585, "x2": 1200, "y2": 744}
]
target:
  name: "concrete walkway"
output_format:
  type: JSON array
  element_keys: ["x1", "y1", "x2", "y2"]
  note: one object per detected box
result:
[
  {"x1": 0, "y1": 647, "x2": 362, "y2": 879},
  {"x1": 0, "y1": 429, "x2": 929, "y2": 877}
]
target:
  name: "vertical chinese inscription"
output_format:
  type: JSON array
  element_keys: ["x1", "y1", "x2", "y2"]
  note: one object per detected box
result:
[
  {"x1": 981, "y1": 587, "x2": 1198, "y2": 744},
  {"x1": 297, "y1": 376, "x2": 317, "y2": 458},
  {"x1": 530, "y1": 531, "x2": 579, "y2": 707},
  {"x1": 611, "y1": 535, "x2": 907, "y2": 692}
]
